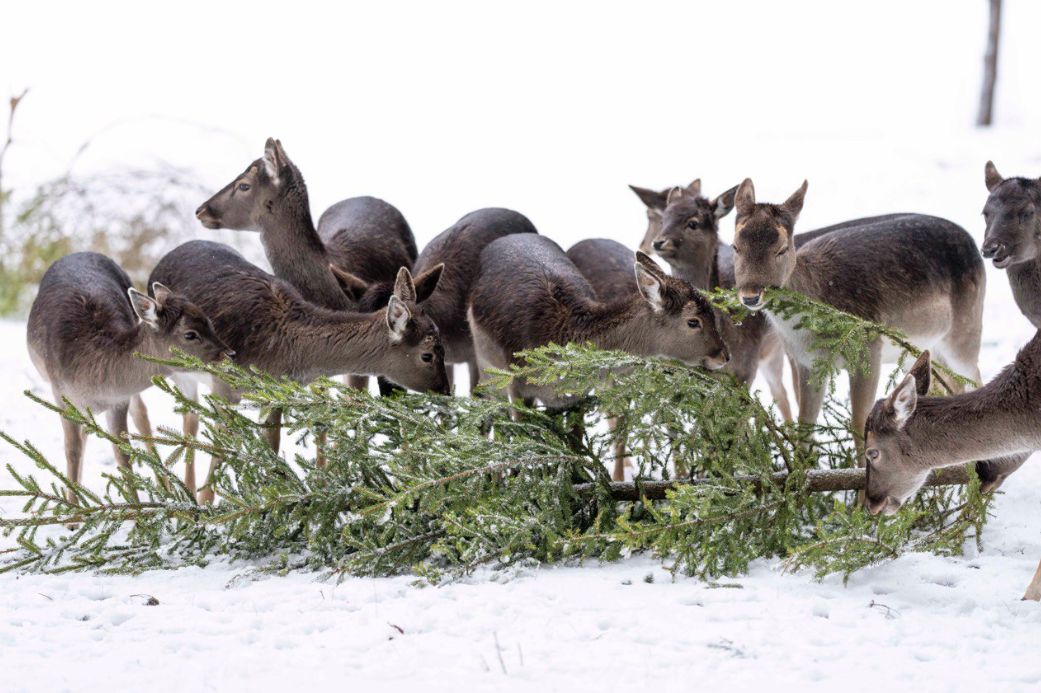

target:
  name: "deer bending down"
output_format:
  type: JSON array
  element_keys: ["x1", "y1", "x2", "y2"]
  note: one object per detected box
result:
[
  {"x1": 730, "y1": 178, "x2": 989, "y2": 456},
  {"x1": 195, "y1": 138, "x2": 418, "y2": 395},
  {"x1": 468, "y1": 234, "x2": 729, "y2": 415},
  {"x1": 27, "y1": 252, "x2": 231, "y2": 502},
  {"x1": 149, "y1": 240, "x2": 449, "y2": 501},
  {"x1": 981, "y1": 162, "x2": 1041, "y2": 328},
  {"x1": 566, "y1": 238, "x2": 642, "y2": 479},
  {"x1": 864, "y1": 347, "x2": 1037, "y2": 600}
]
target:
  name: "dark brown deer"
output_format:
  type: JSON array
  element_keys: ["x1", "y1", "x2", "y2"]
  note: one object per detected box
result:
[
  {"x1": 149, "y1": 240, "x2": 449, "y2": 501},
  {"x1": 195, "y1": 138, "x2": 418, "y2": 395},
  {"x1": 27, "y1": 252, "x2": 231, "y2": 502},
  {"x1": 566, "y1": 238, "x2": 640, "y2": 479},
  {"x1": 863, "y1": 347, "x2": 1036, "y2": 599},
  {"x1": 730, "y1": 178, "x2": 987, "y2": 452},
  {"x1": 468, "y1": 234, "x2": 728, "y2": 411},
  {"x1": 981, "y1": 161, "x2": 1041, "y2": 327}
]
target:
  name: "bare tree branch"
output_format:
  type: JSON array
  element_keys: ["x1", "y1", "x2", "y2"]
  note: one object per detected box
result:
[
  {"x1": 977, "y1": 0, "x2": 1002, "y2": 127},
  {"x1": 0, "y1": 88, "x2": 29, "y2": 240}
]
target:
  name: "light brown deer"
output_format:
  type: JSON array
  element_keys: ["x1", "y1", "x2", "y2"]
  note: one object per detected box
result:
[
  {"x1": 864, "y1": 347, "x2": 1036, "y2": 599},
  {"x1": 730, "y1": 178, "x2": 987, "y2": 452},
  {"x1": 28, "y1": 252, "x2": 231, "y2": 502}
]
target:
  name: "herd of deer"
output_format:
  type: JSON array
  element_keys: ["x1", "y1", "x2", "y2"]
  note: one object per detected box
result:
[{"x1": 23, "y1": 139, "x2": 1041, "y2": 600}]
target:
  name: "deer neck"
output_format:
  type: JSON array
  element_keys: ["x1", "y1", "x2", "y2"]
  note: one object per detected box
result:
[
  {"x1": 259, "y1": 202, "x2": 352, "y2": 311},
  {"x1": 670, "y1": 251, "x2": 717, "y2": 291},
  {"x1": 572, "y1": 299, "x2": 659, "y2": 355},
  {"x1": 905, "y1": 337, "x2": 1041, "y2": 471},
  {"x1": 112, "y1": 326, "x2": 178, "y2": 391},
  {"x1": 282, "y1": 306, "x2": 390, "y2": 378},
  {"x1": 1007, "y1": 258, "x2": 1041, "y2": 328}
]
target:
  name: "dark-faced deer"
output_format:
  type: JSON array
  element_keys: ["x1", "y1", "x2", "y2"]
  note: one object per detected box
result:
[
  {"x1": 864, "y1": 348, "x2": 1036, "y2": 599},
  {"x1": 195, "y1": 138, "x2": 417, "y2": 395},
  {"x1": 730, "y1": 178, "x2": 987, "y2": 453},
  {"x1": 468, "y1": 234, "x2": 728, "y2": 412},
  {"x1": 981, "y1": 162, "x2": 1041, "y2": 327},
  {"x1": 149, "y1": 240, "x2": 449, "y2": 500},
  {"x1": 27, "y1": 252, "x2": 231, "y2": 502}
]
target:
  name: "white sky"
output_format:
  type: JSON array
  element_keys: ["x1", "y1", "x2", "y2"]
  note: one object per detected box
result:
[{"x1": 2, "y1": 0, "x2": 1039, "y2": 247}]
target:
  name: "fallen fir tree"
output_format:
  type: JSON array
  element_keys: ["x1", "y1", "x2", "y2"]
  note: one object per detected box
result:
[{"x1": 0, "y1": 289, "x2": 991, "y2": 582}]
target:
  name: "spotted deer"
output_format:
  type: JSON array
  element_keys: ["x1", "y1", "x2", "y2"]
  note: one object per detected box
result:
[
  {"x1": 195, "y1": 138, "x2": 418, "y2": 395},
  {"x1": 27, "y1": 252, "x2": 231, "y2": 502},
  {"x1": 730, "y1": 178, "x2": 988, "y2": 453},
  {"x1": 864, "y1": 348, "x2": 1036, "y2": 599},
  {"x1": 981, "y1": 161, "x2": 1041, "y2": 327},
  {"x1": 149, "y1": 240, "x2": 449, "y2": 501},
  {"x1": 468, "y1": 234, "x2": 728, "y2": 413}
]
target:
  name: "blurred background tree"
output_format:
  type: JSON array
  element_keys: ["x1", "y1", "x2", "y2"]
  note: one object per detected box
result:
[{"x1": 978, "y1": 0, "x2": 1002, "y2": 126}]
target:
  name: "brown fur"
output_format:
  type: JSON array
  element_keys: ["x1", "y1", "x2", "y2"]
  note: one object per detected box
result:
[{"x1": 981, "y1": 161, "x2": 1041, "y2": 327}]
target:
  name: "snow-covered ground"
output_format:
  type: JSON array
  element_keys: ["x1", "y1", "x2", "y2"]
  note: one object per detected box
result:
[{"x1": 4, "y1": 1, "x2": 1041, "y2": 691}]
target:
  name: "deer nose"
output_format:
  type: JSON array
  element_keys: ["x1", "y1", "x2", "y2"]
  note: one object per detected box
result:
[
  {"x1": 740, "y1": 293, "x2": 763, "y2": 309},
  {"x1": 980, "y1": 241, "x2": 1003, "y2": 259},
  {"x1": 222, "y1": 349, "x2": 236, "y2": 360},
  {"x1": 652, "y1": 239, "x2": 667, "y2": 251},
  {"x1": 195, "y1": 203, "x2": 209, "y2": 219}
]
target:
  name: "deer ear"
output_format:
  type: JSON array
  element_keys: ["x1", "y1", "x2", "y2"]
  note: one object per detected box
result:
[
  {"x1": 984, "y1": 160, "x2": 1004, "y2": 192},
  {"x1": 885, "y1": 373, "x2": 918, "y2": 430},
  {"x1": 735, "y1": 178, "x2": 756, "y2": 217},
  {"x1": 629, "y1": 185, "x2": 669, "y2": 211},
  {"x1": 712, "y1": 185, "x2": 739, "y2": 220},
  {"x1": 151, "y1": 282, "x2": 172, "y2": 307},
  {"x1": 392, "y1": 267, "x2": 417, "y2": 303},
  {"x1": 412, "y1": 263, "x2": 444, "y2": 303},
  {"x1": 634, "y1": 251, "x2": 670, "y2": 313},
  {"x1": 128, "y1": 288, "x2": 160, "y2": 329},
  {"x1": 685, "y1": 178, "x2": 702, "y2": 196},
  {"x1": 329, "y1": 264, "x2": 369, "y2": 302},
  {"x1": 386, "y1": 295, "x2": 412, "y2": 341},
  {"x1": 665, "y1": 186, "x2": 685, "y2": 207},
  {"x1": 783, "y1": 180, "x2": 809, "y2": 220},
  {"x1": 908, "y1": 350, "x2": 931, "y2": 396},
  {"x1": 263, "y1": 137, "x2": 283, "y2": 183}
]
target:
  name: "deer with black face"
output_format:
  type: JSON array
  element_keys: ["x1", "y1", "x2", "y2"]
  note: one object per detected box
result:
[
  {"x1": 196, "y1": 138, "x2": 420, "y2": 395},
  {"x1": 28, "y1": 252, "x2": 232, "y2": 501},
  {"x1": 150, "y1": 240, "x2": 449, "y2": 501},
  {"x1": 863, "y1": 347, "x2": 1036, "y2": 599},
  {"x1": 731, "y1": 178, "x2": 988, "y2": 453},
  {"x1": 981, "y1": 161, "x2": 1041, "y2": 327},
  {"x1": 468, "y1": 234, "x2": 728, "y2": 412}
]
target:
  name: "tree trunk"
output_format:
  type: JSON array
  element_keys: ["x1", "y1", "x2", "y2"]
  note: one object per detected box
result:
[
  {"x1": 977, "y1": 0, "x2": 1002, "y2": 127},
  {"x1": 579, "y1": 465, "x2": 971, "y2": 501}
]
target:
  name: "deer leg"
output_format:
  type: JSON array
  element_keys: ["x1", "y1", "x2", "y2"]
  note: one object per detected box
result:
[
  {"x1": 789, "y1": 357, "x2": 802, "y2": 409},
  {"x1": 262, "y1": 407, "x2": 283, "y2": 452},
  {"x1": 1024, "y1": 556, "x2": 1041, "y2": 602},
  {"x1": 183, "y1": 409, "x2": 199, "y2": 496},
  {"x1": 107, "y1": 402, "x2": 140, "y2": 502},
  {"x1": 315, "y1": 429, "x2": 328, "y2": 468},
  {"x1": 607, "y1": 415, "x2": 630, "y2": 481},
  {"x1": 129, "y1": 394, "x2": 158, "y2": 458},
  {"x1": 760, "y1": 343, "x2": 793, "y2": 422},
  {"x1": 848, "y1": 342, "x2": 882, "y2": 459},
  {"x1": 198, "y1": 379, "x2": 240, "y2": 505},
  {"x1": 345, "y1": 374, "x2": 369, "y2": 391},
  {"x1": 61, "y1": 416, "x2": 85, "y2": 506}
]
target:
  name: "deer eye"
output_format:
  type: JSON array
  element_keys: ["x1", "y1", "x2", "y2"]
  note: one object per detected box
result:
[
  {"x1": 776, "y1": 246, "x2": 789, "y2": 257},
  {"x1": 184, "y1": 330, "x2": 199, "y2": 341},
  {"x1": 687, "y1": 318, "x2": 702, "y2": 329},
  {"x1": 238, "y1": 183, "x2": 251, "y2": 192},
  {"x1": 866, "y1": 448, "x2": 880, "y2": 461},
  {"x1": 421, "y1": 352, "x2": 434, "y2": 363},
  {"x1": 686, "y1": 219, "x2": 698, "y2": 230}
]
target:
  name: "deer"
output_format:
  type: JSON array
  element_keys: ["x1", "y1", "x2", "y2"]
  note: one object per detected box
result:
[
  {"x1": 729, "y1": 178, "x2": 989, "y2": 459},
  {"x1": 468, "y1": 234, "x2": 729, "y2": 417},
  {"x1": 27, "y1": 252, "x2": 232, "y2": 503},
  {"x1": 195, "y1": 138, "x2": 419, "y2": 396},
  {"x1": 149, "y1": 240, "x2": 450, "y2": 502},
  {"x1": 863, "y1": 347, "x2": 1036, "y2": 599},
  {"x1": 628, "y1": 184, "x2": 671, "y2": 255},
  {"x1": 981, "y1": 161, "x2": 1041, "y2": 328}
]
